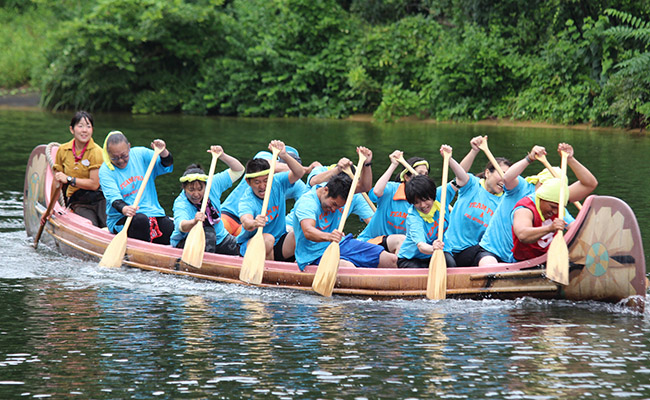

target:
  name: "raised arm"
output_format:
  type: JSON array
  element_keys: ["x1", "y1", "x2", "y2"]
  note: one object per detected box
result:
[
  {"x1": 441, "y1": 145, "x2": 469, "y2": 187},
  {"x1": 270, "y1": 140, "x2": 305, "y2": 184},
  {"x1": 558, "y1": 143, "x2": 598, "y2": 203},
  {"x1": 308, "y1": 158, "x2": 351, "y2": 186},
  {"x1": 210, "y1": 145, "x2": 244, "y2": 182},
  {"x1": 357, "y1": 146, "x2": 373, "y2": 193},
  {"x1": 373, "y1": 150, "x2": 402, "y2": 197},
  {"x1": 503, "y1": 145, "x2": 547, "y2": 191},
  {"x1": 459, "y1": 136, "x2": 485, "y2": 172}
]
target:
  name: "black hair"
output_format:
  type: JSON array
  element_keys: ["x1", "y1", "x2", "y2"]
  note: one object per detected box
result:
[
  {"x1": 325, "y1": 173, "x2": 352, "y2": 200},
  {"x1": 181, "y1": 163, "x2": 206, "y2": 189},
  {"x1": 70, "y1": 111, "x2": 93, "y2": 128},
  {"x1": 405, "y1": 175, "x2": 437, "y2": 205},
  {"x1": 476, "y1": 157, "x2": 512, "y2": 179},
  {"x1": 399, "y1": 156, "x2": 428, "y2": 181},
  {"x1": 245, "y1": 158, "x2": 271, "y2": 177}
]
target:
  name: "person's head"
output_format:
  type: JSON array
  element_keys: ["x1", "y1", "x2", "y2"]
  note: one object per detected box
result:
[
  {"x1": 245, "y1": 158, "x2": 271, "y2": 199},
  {"x1": 179, "y1": 164, "x2": 207, "y2": 205},
  {"x1": 405, "y1": 175, "x2": 438, "y2": 214},
  {"x1": 319, "y1": 173, "x2": 351, "y2": 214},
  {"x1": 526, "y1": 167, "x2": 562, "y2": 189},
  {"x1": 478, "y1": 158, "x2": 511, "y2": 195},
  {"x1": 535, "y1": 177, "x2": 569, "y2": 220},
  {"x1": 103, "y1": 131, "x2": 131, "y2": 170},
  {"x1": 400, "y1": 157, "x2": 429, "y2": 182},
  {"x1": 279, "y1": 145, "x2": 301, "y2": 165},
  {"x1": 69, "y1": 111, "x2": 94, "y2": 144}
]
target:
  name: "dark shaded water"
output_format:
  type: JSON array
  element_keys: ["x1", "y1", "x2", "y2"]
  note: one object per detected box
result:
[{"x1": 1, "y1": 109, "x2": 649, "y2": 399}]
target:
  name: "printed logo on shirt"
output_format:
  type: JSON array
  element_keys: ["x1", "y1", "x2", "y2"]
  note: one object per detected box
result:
[
  {"x1": 537, "y1": 219, "x2": 555, "y2": 249},
  {"x1": 120, "y1": 175, "x2": 143, "y2": 190}
]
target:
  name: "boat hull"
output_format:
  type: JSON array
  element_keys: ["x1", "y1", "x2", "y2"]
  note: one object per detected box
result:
[{"x1": 24, "y1": 145, "x2": 647, "y2": 308}]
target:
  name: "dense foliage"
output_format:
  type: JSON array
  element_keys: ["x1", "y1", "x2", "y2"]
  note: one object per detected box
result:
[{"x1": 2, "y1": 0, "x2": 649, "y2": 128}]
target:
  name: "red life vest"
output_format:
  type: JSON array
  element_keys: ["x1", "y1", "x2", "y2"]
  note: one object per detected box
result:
[{"x1": 511, "y1": 196, "x2": 557, "y2": 261}]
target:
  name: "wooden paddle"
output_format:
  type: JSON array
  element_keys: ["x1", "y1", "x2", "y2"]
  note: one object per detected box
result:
[
  {"x1": 341, "y1": 165, "x2": 376, "y2": 212},
  {"x1": 33, "y1": 183, "x2": 62, "y2": 249},
  {"x1": 535, "y1": 154, "x2": 582, "y2": 211},
  {"x1": 477, "y1": 137, "x2": 505, "y2": 178},
  {"x1": 99, "y1": 145, "x2": 163, "y2": 268},
  {"x1": 312, "y1": 153, "x2": 367, "y2": 297},
  {"x1": 427, "y1": 150, "x2": 451, "y2": 300},
  {"x1": 181, "y1": 150, "x2": 222, "y2": 268},
  {"x1": 545, "y1": 150, "x2": 569, "y2": 286},
  {"x1": 397, "y1": 155, "x2": 420, "y2": 176},
  {"x1": 239, "y1": 147, "x2": 281, "y2": 284}
]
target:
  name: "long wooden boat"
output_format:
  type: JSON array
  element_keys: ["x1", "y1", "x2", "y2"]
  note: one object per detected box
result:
[{"x1": 24, "y1": 144, "x2": 647, "y2": 309}]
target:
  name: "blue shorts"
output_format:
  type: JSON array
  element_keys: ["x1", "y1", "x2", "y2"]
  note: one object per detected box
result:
[{"x1": 313, "y1": 234, "x2": 384, "y2": 269}]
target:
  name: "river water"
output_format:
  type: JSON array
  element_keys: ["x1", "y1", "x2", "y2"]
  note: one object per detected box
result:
[{"x1": 1, "y1": 109, "x2": 649, "y2": 399}]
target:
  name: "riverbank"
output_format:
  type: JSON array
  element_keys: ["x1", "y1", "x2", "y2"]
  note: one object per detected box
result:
[{"x1": 1, "y1": 92, "x2": 637, "y2": 133}]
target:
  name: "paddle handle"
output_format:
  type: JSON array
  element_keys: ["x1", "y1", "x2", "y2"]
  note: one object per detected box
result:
[
  {"x1": 536, "y1": 154, "x2": 582, "y2": 211},
  {"x1": 477, "y1": 139, "x2": 505, "y2": 178},
  {"x1": 558, "y1": 151, "x2": 568, "y2": 220},
  {"x1": 397, "y1": 156, "x2": 419, "y2": 176},
  {"x1": 259, "y1": 147, "x2": 281, "y2": 219},
  {"x1": 337, "y1": 153, "x2": 367, "y2": 232},
  {"x1": 342, "y1": 166, "x2": 376, "y2": 212},
  {"x1": 198, "y1": 151, "x2": 221, "y2": 214},
  {"x1": 437, "y1": 151, "x2": 451, "y2": 239},
  {"x1": 34, "y1": 182, "x2": 62, "y2": 248}
]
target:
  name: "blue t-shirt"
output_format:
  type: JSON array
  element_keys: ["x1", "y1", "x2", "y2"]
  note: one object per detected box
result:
[
  {"x1": 478, "y1": 176, "x2": 535, "y2": 262},
  {"x1": 357, "y1": 181, "x2": 408, "y2": 241},
  {"x1": 223, "y1": 176, "x2": 307, "y2": 222},
  {"x1": 292, "y1": 187, "x2": 367, "y2": 270},
  {"x1": 397, "y1": 185, "x2": 455, "y2": 260},
  {"x1": 99, "y1": 146, "x2": 173, "y2": 233},
  {"x1": 236, "y1": 172, "x2": 296, "y2": 255},
  {"x1": 444, "y1": 174, "x2": 503, "y2": 253},
  {"x1": 170, "y1": 170, "x2": 235, "y2": 247}
]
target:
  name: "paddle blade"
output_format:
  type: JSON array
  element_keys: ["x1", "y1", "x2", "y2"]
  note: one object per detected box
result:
[
  {"x1": 427, "y1": 249, "x2": 447, "y2": 300},
  {"x1": 545, "y1": 232, "x2": 569, "y2": 285},
  {"x1": 181, "y1": 224, "x2": 206, "y2": 268},
  {"x1": 239, "y1": 230, "x2": 266, "y2": 284},
  {"x1": 98, "y1": 230, "x2": 128, "y2": 268},
  {"x1": 312, "y1": 242, "x2": 341, "y2": 297}
]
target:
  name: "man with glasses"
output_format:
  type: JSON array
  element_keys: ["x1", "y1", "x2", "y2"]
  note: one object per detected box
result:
[{"x1": 99, "y1": 131, "x2": 174, "y2": 244}]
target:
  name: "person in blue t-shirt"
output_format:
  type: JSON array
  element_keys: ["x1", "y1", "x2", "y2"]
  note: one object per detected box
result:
[
  {"x1": 237, "y1": 141, "x2": 306, "y2": 262},
  {"x1": 293, "y1": 147, "x2": 398, "y2": 270},
  {"x1": 170, "y1": 145, "x2": 245, "y2": 255},
  {"x1": 99, "y1": 131, "x2": 174, "y2": 244},
  {"x1": 358, "y1": 151, "x2": 430, "y2": 254}
]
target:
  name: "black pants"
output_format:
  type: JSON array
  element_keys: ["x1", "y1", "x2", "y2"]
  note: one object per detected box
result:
[{"x1": 114, "y1": 214, "x2": 174, "y2": 245}]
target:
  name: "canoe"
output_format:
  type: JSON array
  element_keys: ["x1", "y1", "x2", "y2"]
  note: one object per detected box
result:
[{"x1": 24, "y1": 144, "x2": 647, "y2": 309}]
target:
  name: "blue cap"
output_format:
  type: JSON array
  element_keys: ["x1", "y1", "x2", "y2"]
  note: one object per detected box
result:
[
  {"x1": 254, "y1": 151, "x2": 273, "y2": 160},
  {"x1": 282, "y1": 145, "x2": 301, "y2": 164}
]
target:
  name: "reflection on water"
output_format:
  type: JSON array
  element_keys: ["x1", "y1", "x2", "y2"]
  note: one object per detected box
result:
[
  {"x1": 0, "y1": 273, "x2": 648, "y2": 399},
  {"x1": 1, "y1": 109, "x2": 649, "y2": 398}
]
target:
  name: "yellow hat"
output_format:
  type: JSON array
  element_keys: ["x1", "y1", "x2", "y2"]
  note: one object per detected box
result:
[
  {"x1": 535, "y1": 177, "x2": 569, "y2": 205},
  {"x1": 525, "y1": 167, "x2": 562, "y2": 185}
]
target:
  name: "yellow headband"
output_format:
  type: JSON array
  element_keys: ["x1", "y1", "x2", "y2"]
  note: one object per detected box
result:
[
  {"x1": 102, "y1": 130, "x2": 124, "y2": 171},
  {"x1": 245, "y1": 169, "x2": 270, "y2": 179},
  {"x1": 180, "y1": 173, "x2": 208, "y2": 183},
  {"x1": 400, "y1": 160, "x2": 429, "y2": 182}
]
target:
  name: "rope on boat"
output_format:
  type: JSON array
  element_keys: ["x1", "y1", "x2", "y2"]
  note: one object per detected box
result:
[{"x1": 45, "y1": 142, "x2": 65, "y2": 206}]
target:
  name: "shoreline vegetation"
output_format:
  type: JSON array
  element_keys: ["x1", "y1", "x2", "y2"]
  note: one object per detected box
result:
[{"x1": 1, "y1": 1, "x2": 649, "y2": 130}]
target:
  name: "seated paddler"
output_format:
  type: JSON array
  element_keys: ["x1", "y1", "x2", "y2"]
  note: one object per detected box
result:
[
  {"x1": 292, "y1": 147, "x2": 398, "y2": 270},
  {"x1": 237, "y1": 140, "x2": 306, "y2": 262},
  {"x1": 170, "y1": 145, "x2": 245, "y2": 255},
  {"x1": 99, "y1": 131, "x2": 174, "y2": 244}
]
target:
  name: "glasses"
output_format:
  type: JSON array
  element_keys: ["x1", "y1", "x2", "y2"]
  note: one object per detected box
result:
[{"x1": 110, "y1": 153, "x2": 129, "y2": 162}]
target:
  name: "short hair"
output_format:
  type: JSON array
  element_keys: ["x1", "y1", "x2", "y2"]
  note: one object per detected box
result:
[
  {"x1": 106, "y1": 131, "x2": 129, "y2": 147},
  {"x1": 325, "y1": 173, "x2": 352, "y2": 200},
  {"x1": 405, "y1": 175, "x2": 437, "y2": 204},
  {"x1": 245, "y1": 158, "x2": 270, "y2": 177},
  {"x1": 70, "y1": 110, "x2": 93, "y2": 128}
]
